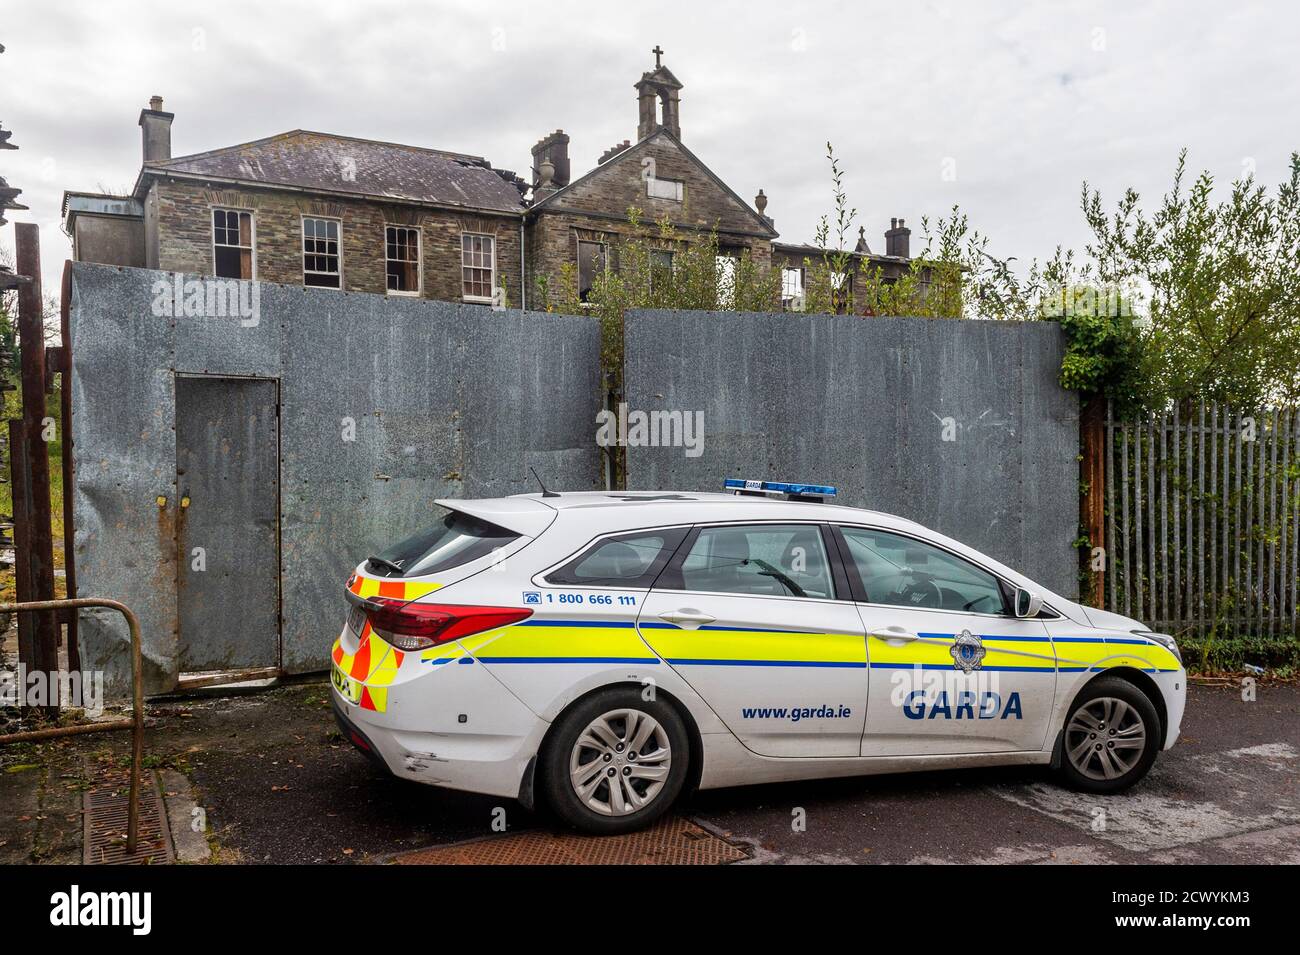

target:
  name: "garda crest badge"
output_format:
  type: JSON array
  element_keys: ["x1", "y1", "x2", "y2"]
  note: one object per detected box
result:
[{"x1": 950, "y1": 630, "x2": 986, "y2": 673}]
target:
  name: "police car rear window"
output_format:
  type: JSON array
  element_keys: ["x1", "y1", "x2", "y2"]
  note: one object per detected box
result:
[
  {"x1": 369, "y1": 508, "x2": 518, "y2": 578},
  {"x1": 547, "y1": 528, "x2": 688, "y2": 587}
]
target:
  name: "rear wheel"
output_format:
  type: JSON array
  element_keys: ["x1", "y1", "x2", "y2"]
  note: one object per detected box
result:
[
  {"x1": 1059, "y1": 676, "x2": 1160, "y2": 793},
  {"x1": 541, "y1": 687, "x2": 690, "y2": 834}
]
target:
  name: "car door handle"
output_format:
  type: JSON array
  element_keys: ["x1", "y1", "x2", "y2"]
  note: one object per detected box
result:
[
  {"x1": 659, "y1": 609, "x2": 716, "y2": 626},
  {"x1": 869, "y1": 626, "x2": 920, "y2": 643}
]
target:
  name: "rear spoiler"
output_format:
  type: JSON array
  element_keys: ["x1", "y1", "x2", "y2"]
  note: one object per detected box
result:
[{"x1": 434, "y1": 497, "x2": 557, "y2": 538}]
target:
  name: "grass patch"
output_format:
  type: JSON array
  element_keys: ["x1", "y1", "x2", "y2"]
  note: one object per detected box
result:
[{"x1": 1182, "y1": 632, "x2": 1300, "y2": 675}]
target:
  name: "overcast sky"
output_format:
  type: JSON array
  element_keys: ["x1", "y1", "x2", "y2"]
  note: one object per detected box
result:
[{"x1": 3, "y1": 0, "x2": 1297, "y2": 289}]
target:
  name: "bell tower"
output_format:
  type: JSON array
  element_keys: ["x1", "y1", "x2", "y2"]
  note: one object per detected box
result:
[{"x1": 635, "y1": 45, "x2": 683, "y2": 140}]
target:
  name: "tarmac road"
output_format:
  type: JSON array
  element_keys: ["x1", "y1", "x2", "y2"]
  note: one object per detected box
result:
[{"x1": 173, "y1": 680, "x2": 1299, "y2": 864}]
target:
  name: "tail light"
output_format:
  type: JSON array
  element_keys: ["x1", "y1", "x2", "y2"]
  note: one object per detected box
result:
[{"x1": 363, "y1": 599, "x2": 532, "y2": 651}]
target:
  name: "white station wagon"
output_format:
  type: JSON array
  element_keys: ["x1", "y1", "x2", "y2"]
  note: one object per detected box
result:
[{"x1": 330, "y1": 480, "x2": 1185, "y2": 833}]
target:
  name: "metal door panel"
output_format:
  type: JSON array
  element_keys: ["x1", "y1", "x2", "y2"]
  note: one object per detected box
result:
[{"x1": 175, "y1": 376, "x2": 280, "y2": 671}]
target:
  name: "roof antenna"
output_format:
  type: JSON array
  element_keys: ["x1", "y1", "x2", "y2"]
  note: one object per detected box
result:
[{"x1": 530, "y1": 467, "x2": 561, "y2": 498}]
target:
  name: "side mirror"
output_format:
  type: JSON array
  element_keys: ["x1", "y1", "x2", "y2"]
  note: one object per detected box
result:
[{"x1": 1013, "y1": 587, "x2": 1043, "y2": 619}]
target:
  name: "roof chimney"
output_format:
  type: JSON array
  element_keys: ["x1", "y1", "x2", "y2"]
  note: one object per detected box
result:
[
  {"x1": 531, "y1": 130, "x2": 570, "y2": 191},
  {"x1": 885, "y1": 217, "x2": 910, "y2": 258},
  {"x1": 139, "y1": 95, "x2": 174, "y2": 164}
]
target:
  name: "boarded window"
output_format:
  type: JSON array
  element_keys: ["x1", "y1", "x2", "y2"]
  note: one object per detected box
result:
[
  {"x1": 578, "y1": 240, "x2": 607, "y2": 303},
  {"x1": 302, "y1": 217, "x2": 341, "y2": 288},
  {"x1": 386, "y1": 225, "x2": 420, "y2": 294},
  {"x1": 646, "y1": 177, "x2": 684, "y2": 201},
  {"x1": 461, "y1": 233, "x2": 495, "y2": 301},
  {"x1": 213, "y1": 209, "x2": 253, "y2": 279}
]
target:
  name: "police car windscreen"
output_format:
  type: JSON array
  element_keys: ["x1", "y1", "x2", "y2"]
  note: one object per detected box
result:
[{"x1": 369, "y1": 507, "x2": 518, "y2": 577}]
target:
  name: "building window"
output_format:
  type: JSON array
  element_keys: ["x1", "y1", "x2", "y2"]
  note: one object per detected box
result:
[
  {"x1": 715, "y1": 254, "x2": 737, "y2": 308},
  {"x1": 646, "y1": 177, "x2": 684, "y2": 201},
  {"x1": 385, "y1": 225, "x2": 420, "y2": 295},
  {"x1": 649, "y1": 249, "x2": 674, "y2": 290},
  {"x1": 832, "y1": 269, "x2": 852, "y2": 312},
  {"x1": 212, "y1": 209, "x2": 254, "y2": 279},
  {"x1": 781, "y1": 267, "x2": 804, "y2": 311},
  {"x1": 302, "y1": 217, "x2": 341, "y2": 288},
  {"x1": 461, "y1": 233, "x2": 495, "y2": 302},
  {"x1": 578, "y1": 240, "x2": 607, "y2": 303}
]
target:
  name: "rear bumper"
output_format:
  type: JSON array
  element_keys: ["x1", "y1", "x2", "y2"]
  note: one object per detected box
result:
[
  {"x1": 330, "y1": 676, "x2": 550, "y2": 801},
  {"x1": 332, "y1": 696, "x2": 390, "y2": 771}
]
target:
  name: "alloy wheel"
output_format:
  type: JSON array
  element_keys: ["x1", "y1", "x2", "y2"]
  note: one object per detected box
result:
[
  {"x1": 1065, "y1": 696, "x2": 1148, "y2": 781},
  {"x1": 568, "y1": 708, "x2": 672, "y2": 816}
]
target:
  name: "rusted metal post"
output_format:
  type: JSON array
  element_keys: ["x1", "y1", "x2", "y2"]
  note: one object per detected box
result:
[
  {"x1": 1081, "y1": 394, "x2": 1107, "y2": 607},
  {"x1": 59, "y1": 260, "x2": 79, "y2": 671},
  {"x1": 13, "y1": 224, "x2": 59, "y2": 706},
  {"x1": 0, "y1": 598, "x2": 145, "y2": 855}
]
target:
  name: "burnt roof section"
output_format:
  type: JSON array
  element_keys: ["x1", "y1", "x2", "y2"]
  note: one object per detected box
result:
[
  {"x1": 772, "y1": 241, "x2": 911, "y2": 265},
  {"x1": 138, "y1": 130, "x2": 528, "y2": 214}
]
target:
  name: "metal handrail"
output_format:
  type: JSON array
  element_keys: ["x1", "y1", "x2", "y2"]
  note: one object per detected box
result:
[{"x1": 0, "y1": 598, "x2": 144, "y2": 855}]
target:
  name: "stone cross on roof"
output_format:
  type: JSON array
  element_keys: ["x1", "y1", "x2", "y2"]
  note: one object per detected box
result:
[{"x1": 653, "y1": 45, "x2": 664, "y2": 68}]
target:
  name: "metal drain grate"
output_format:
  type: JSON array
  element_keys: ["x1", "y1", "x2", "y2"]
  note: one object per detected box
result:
[
  {"x1": 83, "y1": 771, "x2": 175, "y2": 865},
  {"x1": 388, "y1": 816, "x2": 749, "y2": 865}
]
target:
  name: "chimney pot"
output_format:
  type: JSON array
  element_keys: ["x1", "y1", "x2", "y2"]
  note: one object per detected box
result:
[{"x1": 149, "y1": 95, "x2": 164, "y2": 111}]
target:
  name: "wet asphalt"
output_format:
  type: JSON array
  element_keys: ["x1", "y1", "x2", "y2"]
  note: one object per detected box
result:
[{"x1": 157, "y1": 679, "x2": 1300, "y2": 864}]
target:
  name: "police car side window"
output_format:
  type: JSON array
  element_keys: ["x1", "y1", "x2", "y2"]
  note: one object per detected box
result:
[
  {"x1": 839, "y1": 527, "x2": 1007, "y2": 615},
  {"x1": 675, "y1": 524, "x2": 833, "y2": 599},
  {"x1": 547, "y1": 528, "x2": 688, "y2": 587}
]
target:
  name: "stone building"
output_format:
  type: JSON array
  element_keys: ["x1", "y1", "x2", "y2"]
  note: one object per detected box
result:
[{"x1": 63, "y1": 54, "x2": 916, "y2": 312}]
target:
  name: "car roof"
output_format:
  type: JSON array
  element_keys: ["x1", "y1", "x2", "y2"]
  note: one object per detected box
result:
[
  {"x1": 442, "y1": 490, "x2": 926, "y2": 535},
  {"x1": 434, "y1": 490, "x2": 1075, "y2": 614}
]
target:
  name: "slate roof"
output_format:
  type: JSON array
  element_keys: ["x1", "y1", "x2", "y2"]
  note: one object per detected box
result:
[{"x1": 139, "y1": 130, "x2": 527, "y2": 214}]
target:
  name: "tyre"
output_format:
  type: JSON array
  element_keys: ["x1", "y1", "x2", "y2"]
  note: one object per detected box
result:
[
  {"x1": 541, "y1": 687, "x2": 690, "y2": 834},
  {"x1": 1059, "y1": 676, "x2": 1161, "y2": 794}
]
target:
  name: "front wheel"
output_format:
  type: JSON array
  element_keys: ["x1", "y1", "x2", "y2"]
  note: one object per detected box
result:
[
  {"x1": 540, "y1": 687, "x2": 690, "y2": 834},
  {"x1": 1058, "y1": 676, "x2": 1161, "y2": 793}
]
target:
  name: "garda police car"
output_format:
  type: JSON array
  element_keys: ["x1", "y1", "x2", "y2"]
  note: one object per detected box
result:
[{"x1": 330, "y1": 480, "x2": 1185, "y2": 834}]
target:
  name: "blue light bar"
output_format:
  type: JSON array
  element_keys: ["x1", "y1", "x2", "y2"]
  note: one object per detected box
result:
[{"x1": 724, "y1": 478, "x2": 838, "y2": 498}]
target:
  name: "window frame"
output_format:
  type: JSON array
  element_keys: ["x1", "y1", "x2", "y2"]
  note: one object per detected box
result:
[
  {"x1": 649, "y1": 248, "x2": 674, "y2": 291},
  {"x1": 829, "y1": 523, "x2": 1060, "y2": 620},
  {"x1": 384, "y1": 224, "x2": 422, "y2": 297},
  {"x1": 210, "y1": 206, "x2": 256, "y2": 280},
  {"x1": 831, "y1": 268, "x2": 853, "y2": 312},
  {"x1": 301, "y1": 214, "x2": 343, "y2": 289},
  {"x1": 780, "y1": 266, "x2": 804, "y2": 311},
  {"x1": 460, "y1": 231, "x2": 496, "y2": 304},
  {"x1": 540, "y1": 525, "x2": 691, "y2": 590},
  {"x1": 714, "y1": 253, "x2": 739, "y2": 309},
  {"x1": 655, "y1": 521, "x2": 850, "y2": 603},
  {"x1": 577, "y1": 239, "x2": 608, "y2": 304}
]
